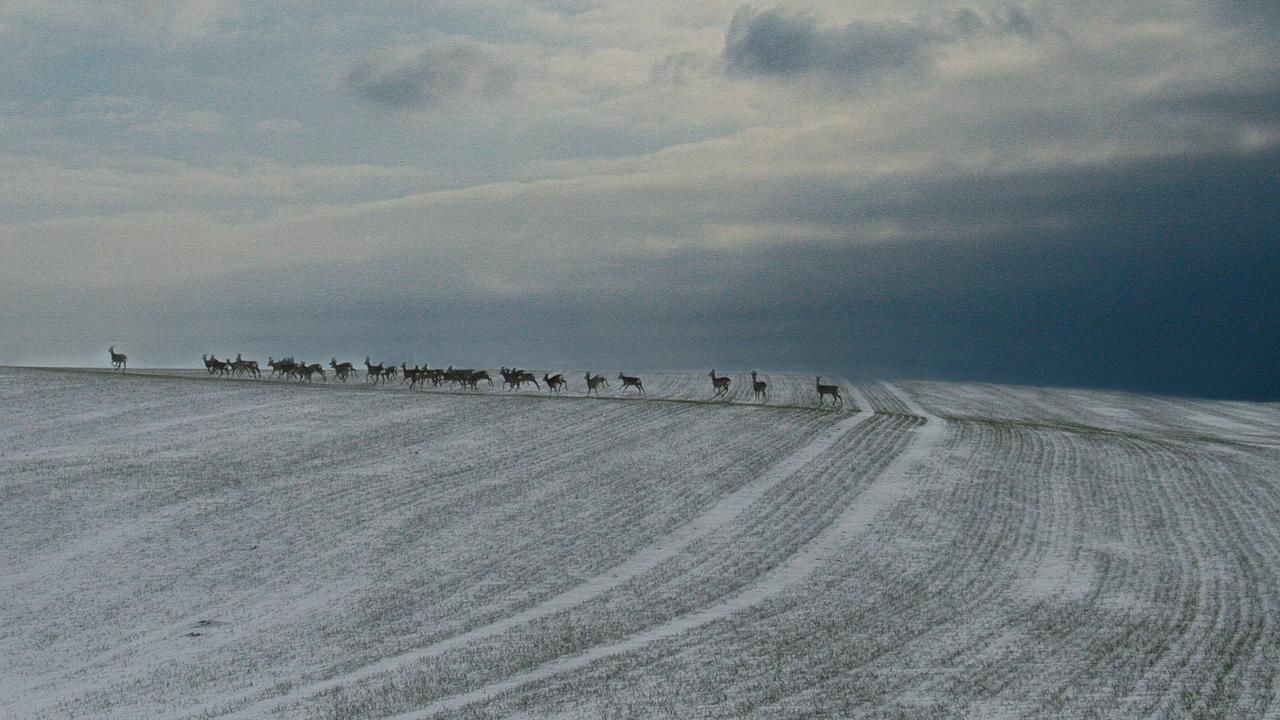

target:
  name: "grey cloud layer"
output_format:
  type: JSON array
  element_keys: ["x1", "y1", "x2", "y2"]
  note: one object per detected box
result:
[
  {"x1": 723, "y1": 5, "x2": 1038, "y2": 79},
  {"x1": 343, "y1": 43, "x2": 517, "y2": 108},
  {"x1": 2, "y1": 1, "x2": 1278, "y2": 399}
]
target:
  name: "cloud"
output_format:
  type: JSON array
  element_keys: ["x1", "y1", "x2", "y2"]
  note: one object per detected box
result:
[
  {"x1": 13, "y1": 147, "x2": 1274, "y2": 398},
  {"x1": 254, "y1": 117, "x2": 304, "y2": 134},
  {"x1": 342, "y1": 43, "x2": 517, "y2": 109},
  {"x1": 133, "y1": 108, "x2": 227, "y2": 135},
  {"x1": 0, "y1": 153, "x2": 436, "y2": 221},
  {"x1": 1220, "y1": 0, "x2": 1280, "y2": 32},
  {"x1": 0, "y1": 0, "x2": 254, "y2": 48},
  {"x1": 722, "y1": 5, "x2": 1040, "y2": 80},
  {"x1": 3, "y1": 1, "x2": 1279, "y2": 400}
]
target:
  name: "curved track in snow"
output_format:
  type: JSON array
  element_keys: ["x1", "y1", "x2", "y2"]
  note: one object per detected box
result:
[
  {"x1": 201, "y1": 390, "x2": 879, "y2": 720},
  {"x1": 4, "y1": 368, "x2": 1280, "y2": 719}
]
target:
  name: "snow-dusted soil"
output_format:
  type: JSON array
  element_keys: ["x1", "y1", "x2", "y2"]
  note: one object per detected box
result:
[{"x1": 1, "y1": 367, "x2": 1278, "y2": 719}]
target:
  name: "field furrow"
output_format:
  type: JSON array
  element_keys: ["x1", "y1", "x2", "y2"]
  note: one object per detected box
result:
[
  {"x1": 310, "y1": 386, "x2": 934, "y2": 719},
  {"x1": 1, "y1": 369, "x2": 839, "y2": 719},
  {"x1": 412, "y1": 385, "x2": 1280, "y2": 719},
  {"x1": 4, "y1": 369, "x2": 1279, "y2": 719}
]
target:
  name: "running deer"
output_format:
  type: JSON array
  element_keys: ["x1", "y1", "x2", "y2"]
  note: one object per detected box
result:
[
  {"x1": 108, "y1": 346, "x2": 127, "y2": 372},
  {"x1": 330, "y1": 358, "x2": 357, "y2": 382},
  {"x1": 231, "y1": 353, "x2": 259, "y2": 378},
  {"x1": 297, "y1": 362, "x2": 326, "y2": 382},
  {"x1": 364, "y1": 356, "x2": 384, "y2": 384},
  {"x1": 401, "y1": 363, "x2": 421, "y2": 387},
  {"x1": 618, "y1": 372, "x2": 645, "y2": 395},
  {"x1": 751, "y1": 371, "x2": 768, "y2": 401},
  {"x1": 203, "y1": 353, "x2": 228, "y2": 375},
  {"x1": 584, "y1": 372, "x2": 608, "y2": 396},
  {"x1": 543, "y1": 373, "x2": 567, "y2": 394},
  {"x1": 815, "y1": 376, "x2": 842, "y2": 406},
  {"x1": 514, "y1": 369, "x2": 539, "y2": 390},
  {"x1": 267, "y1": 357, "x2": 287, "y2": 379},
  {"x1": 708, "y1": 369, "x2": 731, "y2": 397},
  {"x1": 401, "y1": 364, "x2": 430, "y2": 389}
]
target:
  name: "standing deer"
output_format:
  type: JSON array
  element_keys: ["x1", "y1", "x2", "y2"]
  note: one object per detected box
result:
[
  {"x1": 751, "y1": 371, "x2": 768, "y2": 401},
  {"x1": 618, "y1": 372, "x2": 644, "y2": 395},
  {"x1": 584, "y1": 372, "x2": 608, "y2": 396},
  {"x1": 108, "y1": 346, "x2": 127, "y2": 371},
  {"x1": 708, "y1": 369, "x2": 731, "y2": 398},
  {"x1": 816, "y1": 376, "x2": 842, "y2": 406}
]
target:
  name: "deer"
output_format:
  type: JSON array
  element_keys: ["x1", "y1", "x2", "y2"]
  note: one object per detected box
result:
[
  {"x1": 108, "y1": 346, "x2": 127, "y2": 372},
  {"x1": 203, "y1": 353, "x2": 227, "y2": 375},
  {"x1": 278, "y1": 357, "x2": 302, "y2": 379},
  {"x1": 267, "y1": 357, "x2": 287, "y2": 379},
  {"x1": 751, "y1": 371, "x2": 768, "y2": 401},
  {"x1": 401, "y1": 363, "x2": 430, "y2": 389},
  {"x1": 441, "y1": 366, "x2": 465, "y2": 387},
  {"x1": 708, "y1": 369, "x2": 731, "y2": 398},
  {"x1": 424, "y1": 367, "x2": 446, "y2": 386},
  {"x1": 500, "y1": 367, "x2": 538, "y2": 391},
  {"x1": 500, "y1": 367, "x2": 519, "y2": 390},
  {"x1": 364, "y1": 356, "x2": 385, "y2": 384},
  {"x1": 543, "y1": 373, "x2": 567, "y2": 394},
  {"x1": 816, "y1": 376, "x2": 842, "y2": 407},
  {"x1": 297, "y1": 362, "x2": 326, "y2": 382},
  {"x1": 330, "y1": 358, "x2": 357, "y2": 382},
  {"x1": 231, "y1": 353, "x2": 259, "y2": 378},
  {"x1": 584, "y1": 372, "x2": 608, "y2": 396},
  {"x1": 618, "y1": 372, "x2": 644, "y2": 395}
]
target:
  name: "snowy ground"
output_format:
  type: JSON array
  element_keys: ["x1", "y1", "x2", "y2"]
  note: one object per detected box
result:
[{"x1": 2, "y1": 366, "x2": 1278, "y2": 719}]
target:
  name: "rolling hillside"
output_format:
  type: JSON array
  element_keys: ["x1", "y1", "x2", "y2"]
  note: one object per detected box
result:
[{"x1": 2, "y1": 366, "x2": 1278, "y2": 719}]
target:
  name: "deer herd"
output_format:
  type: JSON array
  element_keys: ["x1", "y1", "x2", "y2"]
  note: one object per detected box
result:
[{"x1": 107, "y1": 347, "x2": 846, "y2": 407}]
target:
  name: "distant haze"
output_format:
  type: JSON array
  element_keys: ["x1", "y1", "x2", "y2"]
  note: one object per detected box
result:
[{"x1": 1, "y1": 2, "x2": 1277, "y2": 399}]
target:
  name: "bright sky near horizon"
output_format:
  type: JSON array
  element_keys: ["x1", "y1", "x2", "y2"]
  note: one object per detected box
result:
[{"x1": 2, "y1": 1, "x2": 1277, "y2": 398}]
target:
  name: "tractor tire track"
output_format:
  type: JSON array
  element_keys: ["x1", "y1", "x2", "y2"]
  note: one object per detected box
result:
[
  {"x1": 194, "y1": 400, "x2": 878, "y2": 719},
  {"x1": 339, "y1": 383, "x2": 940, "y2": 720}
]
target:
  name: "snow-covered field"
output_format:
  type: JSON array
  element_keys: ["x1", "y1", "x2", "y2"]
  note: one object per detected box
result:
[{"x1": 2, "y1": 366, "x2": 1279, "y2": 719}]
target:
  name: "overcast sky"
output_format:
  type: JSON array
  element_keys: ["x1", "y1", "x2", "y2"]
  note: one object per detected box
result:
[{"x1": 2, "y1": 1, "x2": 1277, "y2": 399}]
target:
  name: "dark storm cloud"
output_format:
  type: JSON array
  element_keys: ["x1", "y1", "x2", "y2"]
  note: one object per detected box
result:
[
  {"x1": 343, "y1": 44, "x2": 515, "y2": 109},
  {"x1": 1143, "y1": 85, "x2": 1280, "y2": 121},
  {"x1": 63, "y1": 147, "x2": 1271, "y2": 400},
  {"x1": 1219, "y1": 0, "x2": 1280, "y2": 30},
  {"x1": 707, "y1": 149, "x2": 1280, "y2": 399},
  {"x1": 723, "y1": 5, "x2": 1038, "y2": 79},
  {"x1": 14, "y1": 148, "x2": 1276, "y2": 399}
]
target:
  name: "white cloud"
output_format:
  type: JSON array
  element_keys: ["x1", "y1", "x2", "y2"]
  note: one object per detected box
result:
[
  {"x1": 0, "y1": 153, "x2": 437, "y2": 215},
  {"x1": 133, "y1": 108, "x2": 228, "y2": 135}
]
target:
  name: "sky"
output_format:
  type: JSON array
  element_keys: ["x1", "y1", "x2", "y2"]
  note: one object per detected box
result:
[{"x1": 1, "y1": 1, "x2": 1277, "y2": 399}]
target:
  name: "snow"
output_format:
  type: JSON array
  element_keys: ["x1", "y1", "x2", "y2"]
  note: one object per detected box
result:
[{"x1": 2, "y1": 366, "x2": 1279, "y2": 719}]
